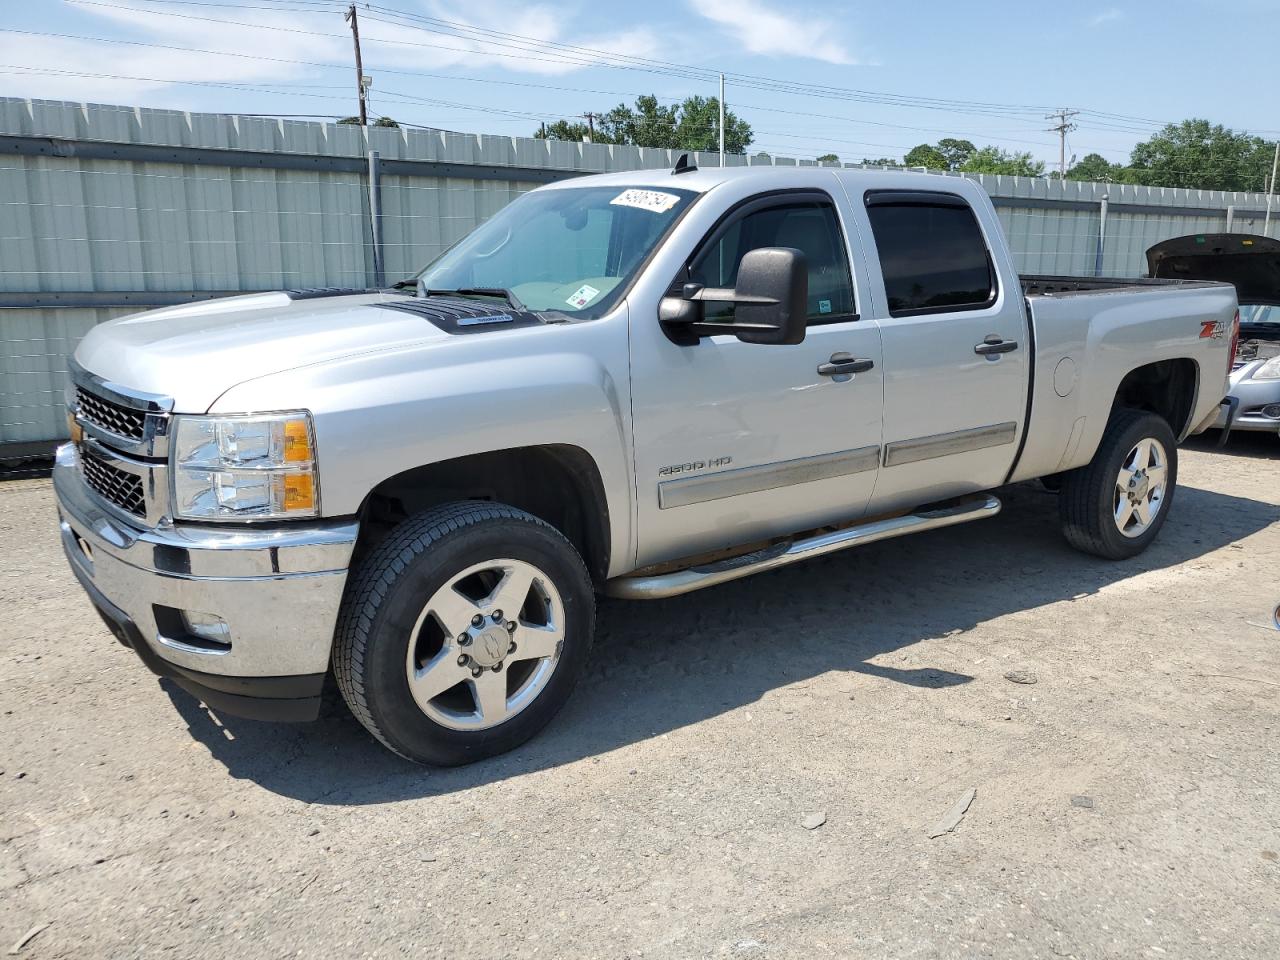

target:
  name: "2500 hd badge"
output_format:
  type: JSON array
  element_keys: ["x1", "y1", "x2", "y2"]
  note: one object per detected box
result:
[{"x1": 659, "y1": 456, "x2": 733, "y2": 476}]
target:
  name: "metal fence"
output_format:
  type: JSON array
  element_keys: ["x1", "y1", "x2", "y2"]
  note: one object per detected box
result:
[{"x1": 2, "y1": 96, "x2": 1277, "y2": 452}]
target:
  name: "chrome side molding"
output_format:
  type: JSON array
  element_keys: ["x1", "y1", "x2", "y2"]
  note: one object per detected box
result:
[
  {"x1": 658, "y1": 445, "x2": 880, "y2": 510},
  {"x1": 883, "y1": 421, "x2": 1017, "y2": 467},
  {"x1": 606, "y1": 494, "x2": 1002, "y2": 600}
]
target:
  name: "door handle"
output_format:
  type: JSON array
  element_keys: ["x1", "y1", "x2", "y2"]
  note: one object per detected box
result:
[
  {"x1": 974, "y1": 335, "x2": 1018, "y2": 357},
  {"x1": 817, "y1": 353, "x2": 875, "y2": 377}
]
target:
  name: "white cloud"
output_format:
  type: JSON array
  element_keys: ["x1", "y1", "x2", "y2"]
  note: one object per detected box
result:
[
  {"x1": 1088, "y1": 8, "x2": 1124, "y2": 26},
  {"x1": 695, "y1": 0, "x2": 856, "y2": 65},
  {"x1": 0, "y1": 0, "x2": 665, "y2": 110}
]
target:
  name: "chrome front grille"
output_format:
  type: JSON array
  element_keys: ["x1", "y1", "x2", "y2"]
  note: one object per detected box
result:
[
  {"x1": 75, "y1": 386, "x2": 148, "y2": 442},
  {"x1": 81, "y1": 450, "x2": 147, "y2": 518}
]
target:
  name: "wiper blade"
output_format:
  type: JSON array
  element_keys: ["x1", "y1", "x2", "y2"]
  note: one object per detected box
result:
[{"x1": 424, "y1": 287, "x2": 526, "y2": 310}]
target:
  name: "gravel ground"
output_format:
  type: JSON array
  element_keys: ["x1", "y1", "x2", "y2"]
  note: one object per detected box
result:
[{"x1": 1, "y1": 434, "x2": 1278, "y2": 959}]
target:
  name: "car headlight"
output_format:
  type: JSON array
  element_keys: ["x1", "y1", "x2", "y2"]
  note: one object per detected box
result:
[
  {"x1": 1251, "y1": 355, "x2": 1280, "y2": 380},
  {"x1": 170, "y1": 412, "x2": 319, "y2": 521}
]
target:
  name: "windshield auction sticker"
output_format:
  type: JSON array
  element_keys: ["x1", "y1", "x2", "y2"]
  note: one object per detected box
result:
[
  {"x1": 566, "y1": 284, "x2": 600, "y2": 309},
  {"x1": 610, "y1": 189, "x2": 681, "y2": 214}
]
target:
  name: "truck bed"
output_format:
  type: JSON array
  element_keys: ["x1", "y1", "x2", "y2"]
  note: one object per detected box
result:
[{"x1": 1020, "y1": 275, "x2": 1226, "y2": 297}]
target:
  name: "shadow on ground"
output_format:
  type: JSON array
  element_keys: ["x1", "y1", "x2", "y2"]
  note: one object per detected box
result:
[
  {"x1": 162, "y1": 479, "x2": 1278, "y2": 804},
  {"x1": 1185, "y1": 429, "x2": 1280, "y2": 461}
]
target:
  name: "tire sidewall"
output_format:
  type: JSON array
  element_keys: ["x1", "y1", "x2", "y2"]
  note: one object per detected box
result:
[{"x1": 360, "y1": 517, "x2": 594, "y2": 765}]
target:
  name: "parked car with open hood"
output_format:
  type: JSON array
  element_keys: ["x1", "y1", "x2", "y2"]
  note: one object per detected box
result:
[{"x1": 1148, "y1": 233, "x2": 1280, "y2": 435}]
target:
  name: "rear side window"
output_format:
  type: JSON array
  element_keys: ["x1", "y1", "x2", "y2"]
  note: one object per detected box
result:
[
  {"x1": 864, "y1": 194, "x2": 996, "y2": 316},
  {"x1": 688, "y1": 199, "x2": 856, "y2": 326}
]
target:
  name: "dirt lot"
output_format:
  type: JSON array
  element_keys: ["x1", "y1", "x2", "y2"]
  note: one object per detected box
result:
[{"x1": 1, "y1": 434, "x2": 1278, "y2": 959}]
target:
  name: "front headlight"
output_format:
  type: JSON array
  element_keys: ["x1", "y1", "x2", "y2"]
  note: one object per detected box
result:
[
  {"x1": 1251, "y1": 355, "x2": 1280, "y2": 380},
  {"x1": 170, "y1": 412, "x2": 319, "y2": 521}
]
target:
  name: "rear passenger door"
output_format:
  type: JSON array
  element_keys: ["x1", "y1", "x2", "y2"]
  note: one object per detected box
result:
[{"x1": 855, "y1": 189, "x2": 1029, "y2": 513}]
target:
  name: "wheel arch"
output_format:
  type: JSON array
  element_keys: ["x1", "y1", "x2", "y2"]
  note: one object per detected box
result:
[
  {"x1": 352, "y1": 444, "x2": 612, "y2": 585},
  {"x1": 1110, "y1": 357, "x2": 1201, "y2": 440}
]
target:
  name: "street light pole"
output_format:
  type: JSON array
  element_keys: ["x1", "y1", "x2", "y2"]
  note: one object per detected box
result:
[
  {"x1": 1266, "y1": 140, "x2": 1279, "y2": 235},
  {"x1": 718, "y1": 73, "x2": 725, "y2": 167}
]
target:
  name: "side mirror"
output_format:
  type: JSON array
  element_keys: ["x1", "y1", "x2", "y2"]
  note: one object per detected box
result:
[{"x1": 659, "y1": 247, "x2": 808, "y2": 346}]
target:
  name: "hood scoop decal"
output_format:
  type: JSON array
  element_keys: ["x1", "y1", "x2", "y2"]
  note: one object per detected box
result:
[{"x1": 376, "y1": 297, "x2": 546, "y2": 335}]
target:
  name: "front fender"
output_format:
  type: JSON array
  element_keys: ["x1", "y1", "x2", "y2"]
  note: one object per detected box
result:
[{"x1": 210, "y1": 314, "x2": 635, "y2": 576}]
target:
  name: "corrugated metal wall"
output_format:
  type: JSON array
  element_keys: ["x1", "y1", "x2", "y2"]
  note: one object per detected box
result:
[{"x1": 2, "y1": 97, "x2": 1277, "y2": 449}]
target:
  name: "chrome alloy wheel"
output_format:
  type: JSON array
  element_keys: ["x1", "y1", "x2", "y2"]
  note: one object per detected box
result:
[
  {"x1": 1114, "y1": 437, "x2": 1169, "y2": 538},
  {"x1": 405, "y1": 559, "x2": 565, "y2": 731}
]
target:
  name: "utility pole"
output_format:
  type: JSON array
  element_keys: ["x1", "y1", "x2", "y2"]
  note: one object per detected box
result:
[
  {"x1": 344, "y1": 4, "x2": 368, "y2": 126},
  {"x1": 1045, "y1": 108, "x2": 1079, "y2": 179},
  {"x1": 583, "y1": 112, "x2": 596, "y2": 143},
  {"x1": 718, "y1": 73, "x2": 726, "y2": 167},
  {"x1": 1266, "y1": 140, "x2": 1279, "y2": 234}
]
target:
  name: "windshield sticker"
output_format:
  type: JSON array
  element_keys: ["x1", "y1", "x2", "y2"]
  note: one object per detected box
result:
[
  {"x1": 610, "y1": 189, "x2": 681, "y2": 214},
  {"x1": 566, "y1": 284, "x2": 601, "y2": 309}
]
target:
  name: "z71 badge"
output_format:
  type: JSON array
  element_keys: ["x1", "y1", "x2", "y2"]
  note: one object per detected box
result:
[
  {"x1": 659, "y1": 456, "x2": 732, "y2": 477},
  {"x1": 1199, "y1": 319, "x2": 1226, "y2": 339}
]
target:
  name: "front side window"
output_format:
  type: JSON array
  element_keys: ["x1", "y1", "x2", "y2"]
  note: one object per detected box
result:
[
  {"x1": 416, "y1": 185, "x2": 697, "y2": 318},
  {"x1": 865, "y1": 195, "x2": 996, "y2": 316},
  {"x1": 687, "y1": 199, "x2": 856, "y2": 326}
]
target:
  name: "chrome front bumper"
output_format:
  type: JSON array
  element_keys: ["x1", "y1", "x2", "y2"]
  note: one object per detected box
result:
[{"x1": 54, "y1": 443, "x2": 358, "y2": 716}]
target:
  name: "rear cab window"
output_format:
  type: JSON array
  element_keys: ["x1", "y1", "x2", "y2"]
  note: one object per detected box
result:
[{"x1": 863, "y1": 191, "x2": 997, "y2": 317}]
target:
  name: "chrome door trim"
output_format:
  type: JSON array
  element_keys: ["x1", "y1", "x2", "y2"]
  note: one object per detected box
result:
[
  {"x1": 658, "y1": 445, "x2": 880, "y2": 510},
  {"x1": 883, "y1": 421, "x2": 1018, "y2": 467}
]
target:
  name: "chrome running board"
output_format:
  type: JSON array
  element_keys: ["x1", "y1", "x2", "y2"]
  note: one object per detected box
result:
[{"x1": 606, "y1": 494, "x2": 1002, "y2": 600}]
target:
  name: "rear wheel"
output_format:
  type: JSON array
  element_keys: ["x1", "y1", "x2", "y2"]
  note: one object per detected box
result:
[
  {"x1": 1059, "y1": 408, "x2": 1178, "y2": 560},
  {"x1": 333, "y1": 502, "x2": 595, "y2": 765}
]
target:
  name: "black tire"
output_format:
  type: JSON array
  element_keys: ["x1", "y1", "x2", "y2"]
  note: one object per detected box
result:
[
  {"x1": 333, "y1": 501, "x2": 595, "y2": 765},
  {"x1": 1058, "y1": 408, "x2": 1178, "y2": 560}
]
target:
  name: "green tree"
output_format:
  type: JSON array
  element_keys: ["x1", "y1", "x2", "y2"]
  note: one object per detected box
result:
[
  {"x1": 859, "y1": 157, "x2": 898, "y2": 167},
  {"x1": 816, "y1": 153, "x2": 840, "y2": 163},
  {"x1": 1065, "y1": 152, "x2": 1127, "y2": 183},
  {"x1": 961, "y1": 146, "x2": 1045, "y2": 177},
  {"x1": 536, "y1": 95, "x2": 752, "y2": 153},
  {"x1": 936, "y1": 138, "x2": 976, "y2": 170},
  {"x1": 904, "y1": 144, "x2": 947, "y2": 170},
  {"x1": 338, "y1": 116, "x2": 400, "y2": 127},
  {"x1": 1127, "y1": 119, "x2": 1275, "y2": 191}
]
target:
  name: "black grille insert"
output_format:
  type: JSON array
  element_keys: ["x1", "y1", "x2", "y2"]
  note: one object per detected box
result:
[
  {"x1": 76, "y1": 387, "x2": 147, "y2": 442},
  {"x1": 82, "y1": 452, "x2": 146, "y2": 518}
]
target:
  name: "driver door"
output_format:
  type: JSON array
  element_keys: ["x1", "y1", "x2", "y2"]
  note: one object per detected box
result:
[{"x1": 628, "y1": 190, "x2": 885, "y2": 568}]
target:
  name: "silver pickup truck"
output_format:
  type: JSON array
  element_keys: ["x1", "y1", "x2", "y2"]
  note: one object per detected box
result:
[{"x1": 54, "y1": 164, "x2": 1239, "y2": 764}]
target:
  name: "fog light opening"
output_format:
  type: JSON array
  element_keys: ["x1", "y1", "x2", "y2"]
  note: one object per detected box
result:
[
  {"x1": 183, "y1": 611, "x2": 232, "y2": 648},
  {"x1": 1260, "y1": 403, "x2": 1280, "y2": 420}
]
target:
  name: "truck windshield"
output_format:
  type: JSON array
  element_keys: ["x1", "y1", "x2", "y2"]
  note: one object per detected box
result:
[{"x1": 415, "y1": 185, "x2": 697, "y2": 318}]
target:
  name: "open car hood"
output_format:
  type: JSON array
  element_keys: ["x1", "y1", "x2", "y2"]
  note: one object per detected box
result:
[{"x1": 1146, "y1": 234, "x2": 1280, "y2": 307}]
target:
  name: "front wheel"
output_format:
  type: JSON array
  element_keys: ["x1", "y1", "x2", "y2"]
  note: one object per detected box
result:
[
  {"x1": 1058, "y1": 408, "x2": 1178, "y2": 560},
  {"x1": 333, "y1": 502, "x2": 595, "y2": 765}
]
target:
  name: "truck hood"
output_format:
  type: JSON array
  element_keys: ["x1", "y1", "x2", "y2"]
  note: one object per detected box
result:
[
  {"x1": 74, "y1": 291, "x2": 450, "y2": 412},
  {"x1": 1146, "y1": 234, "x2": 1280, "y2": 307}
]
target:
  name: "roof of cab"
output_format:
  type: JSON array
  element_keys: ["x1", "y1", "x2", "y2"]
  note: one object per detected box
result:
[{"x1": 536, "y1": 163, "x2": 980, "y2": 197}]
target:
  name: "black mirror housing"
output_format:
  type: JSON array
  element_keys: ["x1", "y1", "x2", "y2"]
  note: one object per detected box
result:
[
  {"x1": 658, "y1": 247, "x2": 808, "y2": 346},
  {"x1": 733, "y1": 247, "x2": 808, "y2": 345}
]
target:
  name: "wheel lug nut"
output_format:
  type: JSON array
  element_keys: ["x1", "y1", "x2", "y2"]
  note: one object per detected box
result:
[
  {"x1": 458, "y1": 634, "x2": 471, "y2": 646},
  {"x1": 508, "y1": 641, "x2": 517, "y2": 654},
  {"x1": 493, "y1": 662, "x2": 503, "y2": 673},
  {"x1": 471, "y1": 614, "x2": 484, "y2": 627},
  {"x1": 492, "y1": 610, "x2": 503, "y2": 622},
  {"x1": 506, "y1": 620, "x2": 517, "y2": 633},
  {"x1": 457, "y1": 654, "x2": 470, "y2": 666},
  {"x1": 471, "y1": 666, "x2": 483, "y2": 678}
]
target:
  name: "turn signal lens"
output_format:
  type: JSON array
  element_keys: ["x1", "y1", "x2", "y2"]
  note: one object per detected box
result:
[
  {"x1": 283, "y1": 418, "x2": 312, "y2": 463},
  {"x1": 282, "y1": 472, "x2": 315, "y2": 512}
]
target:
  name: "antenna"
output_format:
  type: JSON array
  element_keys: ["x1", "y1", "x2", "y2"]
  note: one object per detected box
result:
[{"x1": 673, "y1": 153, "x2": 697, "y2": 176}]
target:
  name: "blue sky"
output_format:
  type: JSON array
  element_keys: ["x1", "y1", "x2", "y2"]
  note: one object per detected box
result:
[{"x1": 2, "y1": 0, "x2": 1275, "y2": 169}]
